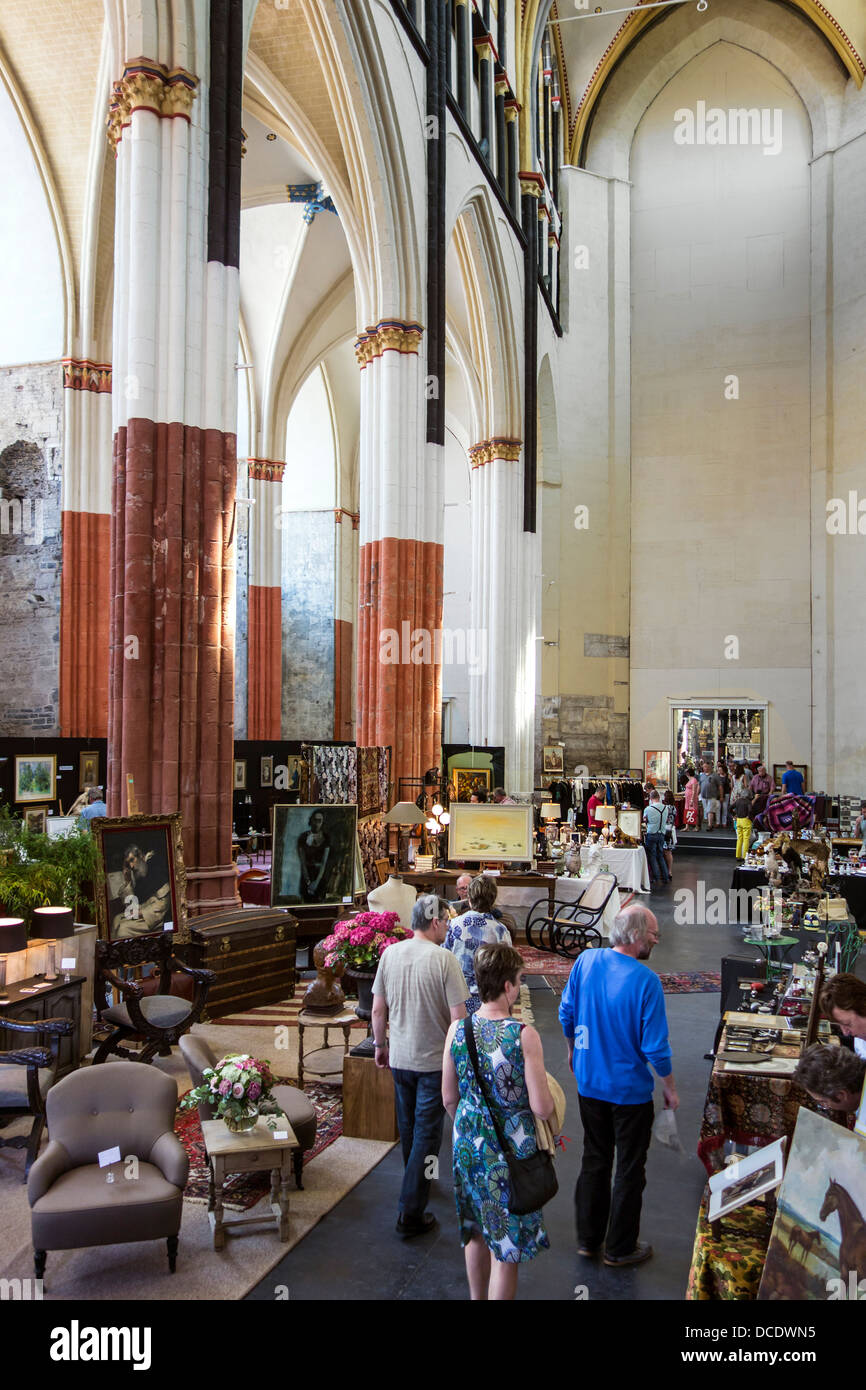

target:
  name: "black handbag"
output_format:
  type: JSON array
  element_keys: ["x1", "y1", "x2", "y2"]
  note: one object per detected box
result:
[{"x1": 463, "y1": 1015, "x2": 558, "y2": 1217}]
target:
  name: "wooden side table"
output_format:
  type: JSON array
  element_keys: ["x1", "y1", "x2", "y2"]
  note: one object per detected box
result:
[
  {"x1": 201, "y1": 1116, "x2": 299, "y2": 1250},
  {"x1": 296, "y1": 1008, "x2": 359, "y2": 1089},
  {"x1": 0, "y1": 974, "x2": 84, "y2": 1078}
]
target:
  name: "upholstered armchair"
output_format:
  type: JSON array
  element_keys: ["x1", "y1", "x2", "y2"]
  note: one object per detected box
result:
[
  {"x1": 0, "y1": 1015, "x2": 75, "y2": 1177},
  {"x1": 179, "y1": 1033, "x2": 317, "y2": 1189},
  {"x1": 28, "y1": 1062, "x2": 188, "y2": 1282},
  {"x1": 93, "y1": 932, "x2": 216, "y2": 1064}
]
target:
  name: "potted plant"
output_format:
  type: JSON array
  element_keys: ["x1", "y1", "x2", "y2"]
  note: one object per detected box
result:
[
  {"x1": 179, "y1": 1053, "x2": 280, "y2": 1134},
  {"x1": 319, "y1": 911, "x2": 409, "y2": 1019},
  {"x1": 0, "y1": 807, "x2": 97, "y2": 927}
]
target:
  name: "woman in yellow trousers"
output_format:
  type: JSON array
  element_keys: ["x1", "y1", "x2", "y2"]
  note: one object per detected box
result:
[{"x1": 731, "y1": 791, "x2": 753, "y2": 860}]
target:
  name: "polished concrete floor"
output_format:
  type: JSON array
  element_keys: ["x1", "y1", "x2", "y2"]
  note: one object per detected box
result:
[{"x1": 246, "y1": 853, "x2": 863, "y2": 1302}]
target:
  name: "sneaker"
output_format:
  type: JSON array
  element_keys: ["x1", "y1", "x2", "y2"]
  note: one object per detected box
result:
[
  {"x1": 396, "y1": 1212, "x2": 438, "y2": 1239},
  {"x1": 604, "y1": 1242, "x2": 653, "y2": 1267},
  {"x1": 577, "y1": 1243, "x2": 600, "y2": 1257}
]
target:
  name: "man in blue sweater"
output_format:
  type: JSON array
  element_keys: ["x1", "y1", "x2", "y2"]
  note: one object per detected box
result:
[{"x1": 558, "y1": 903, "x2": 678, "y2": 1267}]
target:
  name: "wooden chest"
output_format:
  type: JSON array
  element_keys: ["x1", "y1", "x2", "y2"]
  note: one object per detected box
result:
[{"x1": 187, "y1": 908, "x2": 297, "y2": 1020}]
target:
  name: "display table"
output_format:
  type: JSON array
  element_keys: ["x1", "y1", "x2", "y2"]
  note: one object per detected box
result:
[
  {"x1": 741, "y1": 934, "x2": 799, "y2": 979},
  {"x1": 0, "y1": 974, "x2": 84, "y2": 1078},
  {"x1": 497, "y1": 875, "x2": 622, "y2": 938},
  {"x1": 202, "y1": 1115, "x2": 298, "y2": 1250},
  {"x1": 687, "y1": 1188, "x2": 773, "y2": 1300},
  {"x1": 296, "y1": 1007, "x2": 359, "y2": 1089},
  {"x1": 730, "y1": 865, "x2": 866, "y2": 930},
  {"x1": 579, "y1": 845, "x2": 650, "y2": 894}
]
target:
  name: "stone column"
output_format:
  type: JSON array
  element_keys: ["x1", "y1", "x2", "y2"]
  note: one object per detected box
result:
[
  {"x1": 107, "y1": 8, "x2": 242, "y2": 916},
  {"x1": 505, "y1": 101, "x2": 520, "y2": 215},
  {"x1": 455, "y1": 0, "x2": 470, "y2": 117},
  {"x1": 247, "y1": 458, "x2": 284, "y2": 740},
  {"x1": 334, "y1": 507, "x2": 358, "y2": 741},
  {"x1": 60, "y1": 359, "x2": 112, "y2": 736},
  {"x1": 355, "y1": 320, "x2": 442, "y2": 789},
  {"x1": 494, "y1": 71, "x2": 508, "y2": 191},
  {"x1": 475, "y1": 38, "x2": 493, "y2": 160}
]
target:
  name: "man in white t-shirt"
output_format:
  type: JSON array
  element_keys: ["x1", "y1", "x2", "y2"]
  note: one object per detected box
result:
[{"x1": 372, "y1": 894, "x2": 467, "y2": 1238}]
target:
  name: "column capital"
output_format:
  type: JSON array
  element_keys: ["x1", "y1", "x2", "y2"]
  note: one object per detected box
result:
[
  {"x1": 354, "y1": 320, "x2": 424, "y2": 368},
  {"x1": 468, "y1": 437, "x2": 522, "y2": 469},
  {"x1": 519, "y1": 171, "x2": 544, "y2": 198},
  {"x1": 334, "y1": 508, "x2": 360, "y2": 528},
  {"x1": 494, "y1": 72, "x2": 510, "y2": 97},
  {"x1": 474, "y1": 36, "x2": 496, "y2": 62},
  {"x1": 62, "y1": 358, "x2": 112, "y2": 393},
  {"x1": 504, "y1": 99, "x2": 521, "y2": 123},
  {"x1": 248, "y1": 457, "x2": 286, "y2": 482},
  {"x1": 107, "y1": 59, "x2": 198, "y2": 152}
]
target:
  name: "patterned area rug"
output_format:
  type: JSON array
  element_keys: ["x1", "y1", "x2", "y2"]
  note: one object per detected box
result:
[
  {"x1": 175, "y1": 1081, "x2": 343, "y2": 1212},
  {"x1": 655, "y1": 971, "x2": 721, "y2": 994},
  {"x1": 211, "y1": 988, "x2": 533, "y2": 1028},
  {"x1": 518, "y1": 946, "x2": 573, "y2": 977}
]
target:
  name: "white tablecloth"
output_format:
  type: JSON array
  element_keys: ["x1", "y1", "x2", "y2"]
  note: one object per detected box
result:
[
  {"x1": 496, "y1": 876, "x2": 623, "y2": 938},
  {"x1": 579, "y1": 845, "x2": 650, "y2": 894}
]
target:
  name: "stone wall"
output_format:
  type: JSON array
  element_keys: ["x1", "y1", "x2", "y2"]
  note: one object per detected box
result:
[
  {"x1": 541, "y1": 694, "x2": 629, "y2": 777},
  {"x1": 233, "y1": 459, "x2": 249, "y2": 740},
  {"x1": 281, "y1": 509, "x2": 334, "y2": 738},
  {"x1": 0, "y1": 362, "x2": 63, "y2": 735}
]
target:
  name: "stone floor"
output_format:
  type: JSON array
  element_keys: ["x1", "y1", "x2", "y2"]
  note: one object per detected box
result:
[{"x1": 246, "y1": 852, "x2": 865, "y2": 1302}]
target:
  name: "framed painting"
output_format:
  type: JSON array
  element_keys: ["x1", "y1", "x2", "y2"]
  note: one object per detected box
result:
[
  {"x1": 260, "y1": 755, "x2": 274, "y2": 788},
  {"x1": 23, "y1": 806, "x2": 49, "y2": 836},
  {"x1": 707, "y1": 1137, "x2": 786, "y2": 1222},
  {"x1": 233, "y1": 759, "x2": 247, "y2": 791},
  {"x1": 643, "y1": 750, "x2": 671, "y2": 787},
  {"x1": 281, "y1": 755, "x2": 304, "y2": 795},
  {"x1": 79, "y1": 750, "x2": 100, "y2": 791},
  {"x1": 15, "y1": 754, "x2": 57, "y2": 804},
  {"x1": 773, "y1": 763, "x2": 808, "y2": 790},
  {"x1": 270, "y1": 804, "x2": 358, "y2": 907},
  {"x1": 453, "y1": 768, "x2": 491, "y2": 802},
  {"x1": 448, "y1": 802, "x2": 534, "y2": 864},
  {"x1": 542, "y1": 745, "x2": 565, "y2": 776},
  {"x1": 91, "y1": 813, "x2": 186, "y2": 943},
  {"x1": 759, "y1": 1108, "x2": 866, "y2": 1300},
  {"x1": 618, "y1": 808, "x2": 642, "y2": 840}
]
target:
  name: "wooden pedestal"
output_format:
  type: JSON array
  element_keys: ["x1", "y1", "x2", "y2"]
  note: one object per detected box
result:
[{"x1": 341, "y1": 1054, "x2": 399, "y2": 1141}]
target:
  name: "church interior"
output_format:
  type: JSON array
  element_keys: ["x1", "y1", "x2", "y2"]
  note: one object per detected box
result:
[{"x1": 1, "y1": 0, "x2": 866, "y2": 1318}]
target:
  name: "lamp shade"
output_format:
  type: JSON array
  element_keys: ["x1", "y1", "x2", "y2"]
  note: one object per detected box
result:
[
  {"x1": 596, "y1": 805, "x2": 617, "y2": 824},
  {"x1": 384, "y1": 802, "x2": 423, "y2": 825},
  {"x1": 0, "y1": 917, "x2": 26, "y2": 953},
  {"x1": 540, "y1": 803, "x2": 560, "y2": 821},
  {"x1": 31, "y1": 906, "x2": 74, "y2": 940}
]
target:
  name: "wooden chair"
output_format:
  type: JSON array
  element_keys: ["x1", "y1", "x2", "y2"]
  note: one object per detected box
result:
[
  {"x1": 92, "y1": 933, "x2": 215, "y2": 1065},
  {"x1": 0, "y1": 1015, "x2": 75, "y2": 1177},
  {"x1": 525, "y1": 872, "x2": 617, "y2": 958}
]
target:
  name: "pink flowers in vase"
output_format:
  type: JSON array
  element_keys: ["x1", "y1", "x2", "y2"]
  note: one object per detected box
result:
[{"x1": 319, "y1": 911, "x2": 409, "y2": 971}]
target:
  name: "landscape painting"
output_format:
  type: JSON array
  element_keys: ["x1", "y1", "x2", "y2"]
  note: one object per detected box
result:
[
  {"x1": 758, "y1": 1108, "x2": 866, "y2": 1300},
  {"x1": 448, "y1": 803, "x2": 534, "y2": 864}
]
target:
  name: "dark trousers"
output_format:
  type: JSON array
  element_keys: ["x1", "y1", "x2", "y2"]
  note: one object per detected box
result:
[
  {"x1": 576, "y1": 1093, "x2": 655, "y2": 1258},
  {"x1": 391, "y1": 1068, "x2": 445, "y2": 1219},
  {"x1": 644, "y1": 832, "x2": 668, "y2": 883}
]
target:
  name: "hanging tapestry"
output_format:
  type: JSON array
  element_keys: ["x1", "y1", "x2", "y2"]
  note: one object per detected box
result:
[
  {"x1": 378, "y1": 746, "x2": 391, "y2": 811},
  {"x1": 312, "y1": 745, "x2": 358, "y2": 805},
  {"x1": 357, "y1": 814, "x2": 387, "y2": 891},
  {"x1": 357, "y1": 747, "x2": 381, "y2": 818}
]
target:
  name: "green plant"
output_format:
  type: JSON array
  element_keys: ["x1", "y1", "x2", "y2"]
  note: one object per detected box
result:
[{"x1": 0, "y1": 805, "x2": 98, "y2": 928}]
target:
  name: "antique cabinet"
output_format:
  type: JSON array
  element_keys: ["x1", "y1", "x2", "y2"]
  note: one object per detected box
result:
[{"x1": 186, "y1": 908, "x2": 297, "y2": 1020}]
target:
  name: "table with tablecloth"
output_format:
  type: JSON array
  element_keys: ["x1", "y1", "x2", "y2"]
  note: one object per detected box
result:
[
  {"x1": 579, "y1": 845, "x2": 650, "y2": 893},
  {"x1": 496, "y1": 874, "x2": 623, "y2": 938},
  {"x1": 730, "y1": 865, "x2": 866, "y2": 930},
  {"x1": 687, "y1": 1189, "x2": 774, "y2": 1300}
]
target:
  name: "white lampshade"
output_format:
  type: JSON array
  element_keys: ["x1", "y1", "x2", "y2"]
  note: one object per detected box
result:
[
  {"x1": 596, "y1": 805, "x2": 617, "y2": 824},
  {"x1": 384, "y1": 801, "x2": 422, "y2": 824},
  {"x1": 541, "y1": 803, "x2": 560, "y2": 821}
]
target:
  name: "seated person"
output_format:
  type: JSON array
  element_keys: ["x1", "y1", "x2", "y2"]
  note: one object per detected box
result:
[
  {"x1": 794, "y1": 1044, "x2": 865, "y2": 1117},
  {"x1": 448, "y1": 872, "x2": 472, "y2": 915},
  {"x1": 443, "y1": 875, "x2": 512, "y2": 1015},
  {"x1": 78, "y1": 785, "x2": 108, "y2": 826},
  {"x1": 819, "y1": 974, "x2": 866, "y2": 1061}
]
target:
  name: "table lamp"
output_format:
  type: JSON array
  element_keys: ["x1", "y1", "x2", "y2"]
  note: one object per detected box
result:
[
  {"x1": 0, "y1": 917, "x2": 26, "y2": 1003},
  {"x1": 596, "y1": 805, "x2": 617, "y2": 840},
  {"x1": 31, "y1": 906, "x2": 73, "y2": 982},
  {"x1": 384, "y1": 801, "x2": 423, "y2": 871},
  {"x1": 540, "y1": 803, "x2": 560, "y2": 822}
]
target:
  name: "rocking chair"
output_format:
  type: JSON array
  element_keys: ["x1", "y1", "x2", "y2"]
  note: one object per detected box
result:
[
  {"x1": 92, "y1": 933, "x2": 215, "y2": 1064},
  {"x1": 525, "y1": 872, "x2": 617, "y2": 959}
]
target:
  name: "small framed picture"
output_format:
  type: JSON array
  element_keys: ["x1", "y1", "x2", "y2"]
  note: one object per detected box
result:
[
  {"x1": 79, "y1": 750, "x2": 100, "y2": 791},
  {"x1": 261, "y1": 755, "x2": 274, "y2": 788},
  {"x1": 543, "y1": 745, "x2": 565, "y2": 775},
  {"x1": 618, "y1": 809, "x2": 641, "y2": 840},
  {"x1": 643, "y1": 750, "x2": 671, "y2": 787},
  {"x1": 23, "y1": 806, "x2": 49, "y2": 835},
  {"x1": 708, "y1": 1137, "x2": 786, "y2": 1222},
  {"x1": 91, "y1": 813, "x2": 187, "y2": 943},
  {"x1": 15, "y1": 754, "x2": 57, "y2": 804},
  {"x1": 233, "y1": 759, "x2": 247, "y2": 791},
  {"x1": 773, "y1": 764, "x2": 808, "y2": 791},
  {"x1": 453, "y1": 768, "x2": 491, "y2": 802}
]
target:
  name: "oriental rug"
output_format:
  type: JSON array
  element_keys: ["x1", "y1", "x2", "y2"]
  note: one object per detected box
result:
[{"x1": 655, "y1": 971, "x2": 721, "y2": 994}]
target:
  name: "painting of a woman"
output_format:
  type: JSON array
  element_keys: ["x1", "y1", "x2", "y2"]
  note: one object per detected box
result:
[{"x1": 297, "y1": 810, "x2": 331, "y2": 901}]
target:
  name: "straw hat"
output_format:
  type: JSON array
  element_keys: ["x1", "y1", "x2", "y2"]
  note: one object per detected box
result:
[{"x1": 547, "y1": 1073, "x2": 567, "y2": 1133}]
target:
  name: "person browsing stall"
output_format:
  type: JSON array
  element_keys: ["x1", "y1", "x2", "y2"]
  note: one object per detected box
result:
[
  {"x1": 444, "y1": 875, "x2": 512, "y2": 1014},
  {"x1": 642, "y1": 791, "x2": 670, "y2": 888}
]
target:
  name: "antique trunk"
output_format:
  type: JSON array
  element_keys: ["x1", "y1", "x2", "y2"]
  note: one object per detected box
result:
[{"x1": 186, "y1": 908, "x2": 297, "y2": 1020}]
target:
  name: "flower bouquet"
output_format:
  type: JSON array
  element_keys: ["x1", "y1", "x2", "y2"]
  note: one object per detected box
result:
[
  {"x1": 179, "y1": 1053, "x2": 280, "y2": 1134},
  {"x1": 319, "y1": 911, "x2": 409, "y2": 972}
]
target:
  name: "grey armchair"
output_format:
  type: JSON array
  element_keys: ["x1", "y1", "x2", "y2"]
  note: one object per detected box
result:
[
  {"x1": 28, "y1": 1061, "x2": 188, "y2": 1282},
  {"x1": 179, "y1": 1033, "x2": 317, "y2": 1189},
  {"x1": 0, "y1": 1014, "x2": 75, "y2": 1178}
]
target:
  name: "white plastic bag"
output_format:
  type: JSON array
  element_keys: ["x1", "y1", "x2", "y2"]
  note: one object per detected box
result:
[{"x1": 653, "y1": 1106, "x2": 683, "y2": 1152}]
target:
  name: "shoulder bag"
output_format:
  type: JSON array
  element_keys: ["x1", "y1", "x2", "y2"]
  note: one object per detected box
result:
[{"x1": 462, "y1": 1017, "x2": 558, "y2": 1217}]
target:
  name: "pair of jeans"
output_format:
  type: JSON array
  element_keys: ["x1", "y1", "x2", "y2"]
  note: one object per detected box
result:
[
  {"x1": 576, "y1": 1093, "x2": 655, "y2": 1257},
  {"x1": 391, "y1": 1068, "x2": 445, "y2": 1219},
  {"x1": 644, "y1": 832, "x2": 668, "y2": 883},
  {"x1": 735, "y1": 818, "x2": 753, "y2": 859}
]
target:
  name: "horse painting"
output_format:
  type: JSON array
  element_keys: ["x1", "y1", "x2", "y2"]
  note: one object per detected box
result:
[
  {"x1": 820, "y1": 1178, "x2": 866, "y2": 1285},
  {"x1": 786, "y1": 1225, "x2": 819, "y2": 1263}
]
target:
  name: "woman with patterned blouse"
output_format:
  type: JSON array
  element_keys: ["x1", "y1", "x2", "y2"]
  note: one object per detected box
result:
[
  {"x1": 443, "y1": 875, "x2": 511, "y2": 1014},
  {"x1": 442, "y1": 943, "x2": 556, "y2": 1299}
]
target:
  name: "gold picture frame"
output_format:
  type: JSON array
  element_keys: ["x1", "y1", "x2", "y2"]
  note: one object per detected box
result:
[
  {"x1": 542, "y1": 745, "x2": 565, "y2": 775},
  {"x1": 14, "y1": 754, "x2": 57, "y2": 804},
  {"x1": 448, "y1": 802, "x2": 534, "y2": 864},
  {"x1": 90, "y1": 812, "x2": 187, "y2": 944},
  {"x1": 23, "y1": 806, "x2": 49, "y2": 835},
  {"x1": 79, "y1": 750, "x2": 100, "y2": 791},
  {"x1": 452, "y1": 768, "x2": 491, "y2": 802}
]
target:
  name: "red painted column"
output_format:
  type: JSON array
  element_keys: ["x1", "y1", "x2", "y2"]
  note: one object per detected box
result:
[{"x1": 246, "y1": 459, "x2": 284, "y2": 739}]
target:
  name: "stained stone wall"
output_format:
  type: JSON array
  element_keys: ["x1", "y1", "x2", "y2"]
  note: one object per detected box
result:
[
  {"x1": 0, "y1": 363, "x2": 63, "y2": 735},
  {"x1": 233, "y1": 460, "x2": 249, "y2": 740},
  {"x1": 280, "y1": 509, "x2": 335, "y2": 739},
  {"x1": 541, "y1": 694, "x2": 629, "y2": 778}
]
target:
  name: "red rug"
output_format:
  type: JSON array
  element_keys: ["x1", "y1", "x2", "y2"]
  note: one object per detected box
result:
[
  {"x1": 175, "y1": 1081, "x2": 343, "y2": 1211},
  {"x1": 517, "y1": 946, "x2": 573, "y2": 977}
]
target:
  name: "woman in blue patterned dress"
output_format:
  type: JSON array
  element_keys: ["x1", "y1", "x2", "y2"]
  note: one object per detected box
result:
[
  {"x1": 443, "y1": 875, "x2": 512, "y2": 1014},
  {"x1": 442, "y1": 943, "x2": 556, "y2": 1299}
]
